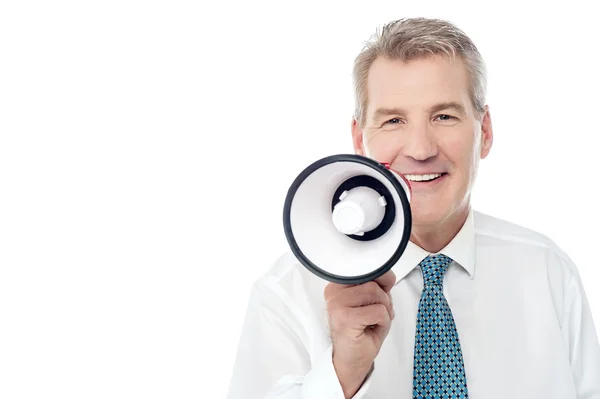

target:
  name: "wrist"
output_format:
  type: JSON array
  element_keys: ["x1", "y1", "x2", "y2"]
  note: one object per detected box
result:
[{"x1": 332, "y1": 357, "x2": 373, "y2": 398}]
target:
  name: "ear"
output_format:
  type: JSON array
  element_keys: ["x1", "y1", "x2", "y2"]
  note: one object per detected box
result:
[
  {"x1": 479, "y1": 106, "x2": 493, "y2": 159},
  {"x1": 351, "y1": 118, "x2": 365, "y2": 156}
]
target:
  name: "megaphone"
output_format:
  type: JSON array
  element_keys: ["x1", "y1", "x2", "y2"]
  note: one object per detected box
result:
[{"x1": 283, "y1": 154, "x2": 412, "y2": 285}]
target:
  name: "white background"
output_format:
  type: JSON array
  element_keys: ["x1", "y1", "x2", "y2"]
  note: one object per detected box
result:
[{"x1": 1, "y1": 1, "x2": 599, "y2": 398}]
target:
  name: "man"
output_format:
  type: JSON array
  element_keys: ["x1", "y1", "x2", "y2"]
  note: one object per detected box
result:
[{"x1": 227, "y1": 17, "x2": 600, "y2": 398}]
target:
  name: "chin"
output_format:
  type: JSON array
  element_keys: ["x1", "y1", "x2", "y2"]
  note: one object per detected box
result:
[
  {"x1": 412, "y1": 212, "x2": 443, "y2": 226},
  {"x1": 410, "y1": 198, "x2": 470, "y2": 230},
  {"x1": 410, "y1": 194, "x2": 437, "y2": 215},
  {"x1": 412, "y1": 197, "x2": 464, "y2": 224},
  {"x1": 410, "y1": 206, "x2": 447, "y2": 227}
]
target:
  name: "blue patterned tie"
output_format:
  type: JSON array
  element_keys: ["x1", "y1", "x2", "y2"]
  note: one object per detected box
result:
[{"x1": 412, "y1": 254, "x2": 469, "y2": 399}]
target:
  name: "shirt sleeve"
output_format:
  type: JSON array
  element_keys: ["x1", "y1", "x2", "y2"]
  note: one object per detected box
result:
[
  {"x1": 226, "y1": 279, "x2": 374, "y2": 399},
  {"x1": 548, "y1": 249, "x2": 600, "y2": 398}
]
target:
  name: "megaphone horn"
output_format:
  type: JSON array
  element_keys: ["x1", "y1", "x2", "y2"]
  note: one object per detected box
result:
[{"x1": 283, "y1": 154, "x2": 412, "y2": 285}]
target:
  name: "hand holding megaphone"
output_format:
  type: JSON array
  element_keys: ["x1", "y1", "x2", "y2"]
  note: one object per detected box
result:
[
  {"x1": 282, "y1": 154, "x2": 412, "y2": 396},
  {"x1": 283, "y1": 154, "x2": 412, "y2": 284},
  {"x1": 324, "y1": 269, "x2": 397, "y2": 397}
]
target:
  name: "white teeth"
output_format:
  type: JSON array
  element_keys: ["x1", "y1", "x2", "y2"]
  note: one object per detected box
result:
[{"x1": 405, "y1": 173, "x2": 443, "y2": 182}]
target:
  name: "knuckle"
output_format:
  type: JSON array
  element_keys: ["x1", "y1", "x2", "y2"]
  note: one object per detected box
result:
[
  {"x1": 336, "y1": 307, "x2": 353, "y2": 328},
  {"x1": 367, "y1": 283, "x2": 385, "y2": 301},
  {"x1": 373, "y1": 289, "x2": 386, "y2": 304},
  {"x1": 382, "y1": 291, "x2": 392, "y2": 306},
  {"x1": 349, "y1": 284, "x2": 365, "y2": 297},
  {"x1": 364, "y1": 281, "x2": 378, "y2": 292},
  {"x1": 356, "y1": 307, "x2": 369, "y2": 321},
  {"x1": 376, "y1": 304, "x2": 388, "y2": 318},
  {"x1": 324, "y1": 283, "x2": 335, "y2": 299},
  {"x1": 388, "y1": 269, "x2": 397, "y2": 280},
  {"x1": 357, "y1": 282, "x2": 377, "y2": 298}
]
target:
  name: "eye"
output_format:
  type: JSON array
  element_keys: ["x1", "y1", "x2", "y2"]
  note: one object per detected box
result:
[
  {"x1": 435, "y1": 114, "x2": 456, "y2": 121},
  {"x1": 384, "y1": 118, "x2": 401, "y2": 125}
]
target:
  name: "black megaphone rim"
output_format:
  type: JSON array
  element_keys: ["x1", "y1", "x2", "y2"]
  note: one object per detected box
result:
[{"x1": 282, "y1": 154, "x2": 412, "y2": 285}]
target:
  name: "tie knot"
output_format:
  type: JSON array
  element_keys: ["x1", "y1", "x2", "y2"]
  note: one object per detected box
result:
[{"x1": 419, "y1": 254, "x2": 453, "y2": 286}]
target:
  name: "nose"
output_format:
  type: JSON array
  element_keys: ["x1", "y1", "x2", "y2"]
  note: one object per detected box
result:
[{"x1": 401, "y1": 124, "x2": 438, "y2": 161}]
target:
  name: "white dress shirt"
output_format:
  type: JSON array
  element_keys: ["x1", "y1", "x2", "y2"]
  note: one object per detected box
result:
[{"x1": 227, "y1": 208, "x2": 600, "y2": 398}]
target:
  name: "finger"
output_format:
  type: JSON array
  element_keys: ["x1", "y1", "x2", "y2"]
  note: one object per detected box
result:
[
  {"x1": 324, "y1": 282, "x2": 347, "y2": 301},
  {"x1": 335, "y1": 282, "x2": 394, "y2": 319},
  {"x1": 369, "y1": 320, "x2": 392, "y2": 344},
  {"x1": 373, "y1": 270, "x2": 396, "y2": 293},
  {"x1": 324, "y1": 279, "x2": 376, "y2": 301},
  {"x1": 347, "y1": 303, "x2": 391, "y2": 328}
]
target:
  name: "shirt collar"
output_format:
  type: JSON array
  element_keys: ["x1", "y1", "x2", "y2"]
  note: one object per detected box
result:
[{"x1": 391, "y1": 207, "x2": 475, "y2": 284}]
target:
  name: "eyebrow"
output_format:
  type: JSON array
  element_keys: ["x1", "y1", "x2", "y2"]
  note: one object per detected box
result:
[{"x1": 372, "y1": 101, "x2": 467, "y2": 121}]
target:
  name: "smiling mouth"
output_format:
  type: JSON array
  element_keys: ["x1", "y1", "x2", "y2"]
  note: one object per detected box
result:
[{"x1": 404, "y1": 173, "x2": 447, "y2": 182}]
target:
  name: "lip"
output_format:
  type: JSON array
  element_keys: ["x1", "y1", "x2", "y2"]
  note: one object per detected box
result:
[
  {"x1": 403, "y1": 172, "x2": 446, "y2": 175},
  {"x1": 404, "y1": 173, "x2": 448, "y2": 189}
]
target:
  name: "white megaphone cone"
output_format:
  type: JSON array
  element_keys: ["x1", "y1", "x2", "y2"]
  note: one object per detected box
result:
[{"x1": 283, "y1": 154, "x2": 412, "y2": 284}]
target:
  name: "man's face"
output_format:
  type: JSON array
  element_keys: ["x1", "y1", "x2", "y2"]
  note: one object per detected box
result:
[{"x1": 352, "y1": 54, "x2": 493, "y2": 229}]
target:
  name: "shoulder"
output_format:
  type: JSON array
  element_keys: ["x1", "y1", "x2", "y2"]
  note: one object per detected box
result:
[
  {"x1": 250, "y1": 251, "x2": 329, "y2": 307},
  {"x1": 253, "y1": 251, "x2": 316, "y2": 287},
  {"x1": 473, "y1": 210, "x2": 591, "y2": 321},
  {"x1": 472, "y1": 209, "x2": 580, "y2": 284},
  {"x1": 473, "y1": 210, "x2": 562, "y2": 252}
]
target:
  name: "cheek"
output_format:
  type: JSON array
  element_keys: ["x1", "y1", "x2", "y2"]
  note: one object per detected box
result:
[
  {"x1": 442, "y1": 133, "x2": 477, "y2": 167},
  {"x1": 363, "y1": 131, "x2": 401, "y2": 162}
]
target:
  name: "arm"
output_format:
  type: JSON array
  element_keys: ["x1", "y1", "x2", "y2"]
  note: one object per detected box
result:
[
  {"x1": 563, "y1": 266, "x2": 600, "y2": 398},
  {"x1": 226, "y1": 280, "x2": 374, "y2": 399},
  {"x1": 548, "y1": 249, "x2": 600, "y2": 398}
]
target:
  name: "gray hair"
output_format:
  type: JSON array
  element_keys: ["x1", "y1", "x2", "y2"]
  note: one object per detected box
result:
[{"x1": 352, "y1": 17, "x2": 487, "y2": 127}]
